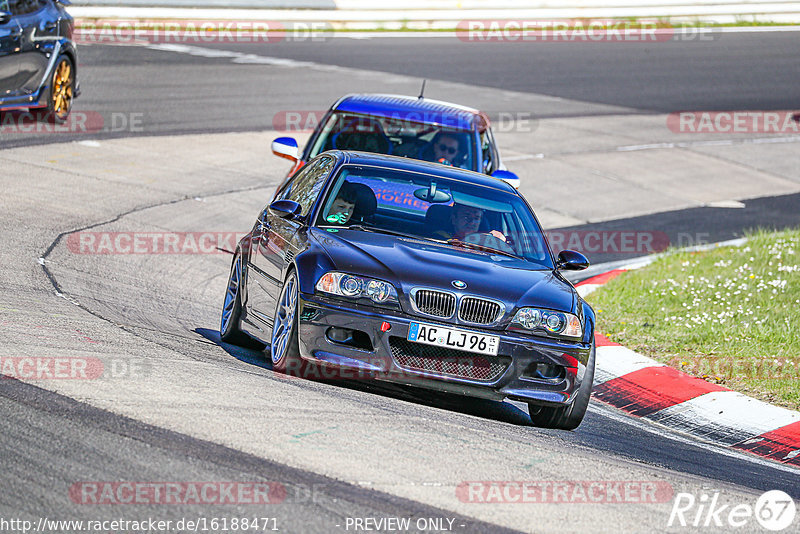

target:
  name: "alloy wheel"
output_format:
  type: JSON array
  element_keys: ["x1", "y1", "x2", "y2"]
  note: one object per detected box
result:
[
  {"x1": 271, "y1": 274, "x2": 298, "y2": 365},
  {"x1": 221, "y1": 256, "x2": 241, "y2": 335}
]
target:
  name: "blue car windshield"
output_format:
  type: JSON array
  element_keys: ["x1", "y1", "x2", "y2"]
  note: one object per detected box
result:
[
  {"x1": 307, "y1": 111, "x2": 478, "y2": 172},
  {"x1": 316, "y1": 165, "x2": 554, "y2": 269}
]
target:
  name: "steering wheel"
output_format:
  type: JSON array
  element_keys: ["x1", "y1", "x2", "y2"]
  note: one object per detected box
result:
[{"x1": 464, "y1": 232, "x2": 516, "y2": 254}]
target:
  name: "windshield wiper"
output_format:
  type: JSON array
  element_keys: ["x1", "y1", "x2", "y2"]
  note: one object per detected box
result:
[{"x1": 446, "y1": 238, "x2": 522, "y2": 259}]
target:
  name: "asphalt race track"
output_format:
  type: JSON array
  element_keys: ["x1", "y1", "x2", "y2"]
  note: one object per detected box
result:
[{"x1": 1, "y1": 32, "x2": 799, "y2": 533}]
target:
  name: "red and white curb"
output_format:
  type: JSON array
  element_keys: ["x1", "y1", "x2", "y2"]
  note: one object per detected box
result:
[{"x1": 576, "y1": 268, "x2": 800, "y2": 468}]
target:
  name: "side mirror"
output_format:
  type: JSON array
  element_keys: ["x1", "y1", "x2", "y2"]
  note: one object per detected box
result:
[
  {"x1": 272, "y1": 137, "x2": 299, "y2": 162},
  {"x1": 0, "y1": 11, "x2": 12, "y2": 24},
  {"x1": 491, "y1": 170, "x2": 520, "y2": 189},
  {"x1": 556, "y1": 250, "x2": 589, "y2": 271},
  {"x1": 268, "y1": 199, "x2": 303, "y2": 220}
]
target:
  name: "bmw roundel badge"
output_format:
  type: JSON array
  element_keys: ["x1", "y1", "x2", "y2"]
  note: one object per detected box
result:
[{"x1": 451, "y1": 280, "x2": 467, "y2": 289}]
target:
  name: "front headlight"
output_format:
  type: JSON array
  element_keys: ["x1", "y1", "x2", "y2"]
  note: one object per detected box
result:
[
  {"x1": 510, "y1": 307, "x2": 582, "y2": 339},
  {"x1": 315, "y1": 272, "x2": 398, "y2": 305}
]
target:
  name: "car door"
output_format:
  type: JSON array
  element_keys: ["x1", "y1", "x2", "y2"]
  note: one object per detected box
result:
[
  {"x1": 0, "y1": 0, "x2": 22, "y2": 96},
  {"x1": 13, "y1": 0, "x2": 53, "y2": 94},
  {"x1": 247, "y1": 154, "x2": 335, "y2": 330}
]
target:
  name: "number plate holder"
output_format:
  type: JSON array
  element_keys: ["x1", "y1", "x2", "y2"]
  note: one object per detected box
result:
[{"x1": 407, "y1": 322, "x2": 499, "y2": 356}]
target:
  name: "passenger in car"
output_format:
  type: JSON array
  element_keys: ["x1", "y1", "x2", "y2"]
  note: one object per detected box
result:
[{"x1": 324, "y1": 182, "x2": 358, "y2": 225}]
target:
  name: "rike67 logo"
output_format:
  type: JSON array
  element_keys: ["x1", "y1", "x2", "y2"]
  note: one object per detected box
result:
[{"x1": 669, "y1": 490, "x2": 796, "y2": 531}]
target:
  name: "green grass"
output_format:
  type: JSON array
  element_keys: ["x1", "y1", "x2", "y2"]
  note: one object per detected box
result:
[{"x1": 587, "y1": 228, "x2": 800, "y2": 410}]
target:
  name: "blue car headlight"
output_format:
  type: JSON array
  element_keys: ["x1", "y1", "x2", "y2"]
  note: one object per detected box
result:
[
  {"x1": 316, "y1": 272, "x2": 398, "y2": 305},
  {"x1": 509, "y1": 307, "x2": 583, "y2": 339}
]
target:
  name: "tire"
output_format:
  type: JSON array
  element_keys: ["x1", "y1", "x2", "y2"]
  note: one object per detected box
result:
[
  {"x1": 529, "y1": 342, "x2": 595, "y2": 430},
  {"x1": 270, "y1": 270, "x2": 303, "y2": 375},
  {"x1": 220, "y1": 252, "x2": 263, "y2": 349},
  {"x1": 37, "y1": 54, "x2": 74, "y2": 124}
]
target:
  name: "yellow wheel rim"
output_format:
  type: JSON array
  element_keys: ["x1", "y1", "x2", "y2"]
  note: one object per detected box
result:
[{"x1": 51, "y1": 60, "x2": 73, "y2": 121}]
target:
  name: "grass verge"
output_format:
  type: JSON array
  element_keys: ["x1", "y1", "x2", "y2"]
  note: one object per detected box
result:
[{"x1": 586, "y1": 228, "x2": 800, "y2": 410}]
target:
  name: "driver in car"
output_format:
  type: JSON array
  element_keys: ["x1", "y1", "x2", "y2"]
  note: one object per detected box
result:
[
  {"x1": 427, "y1": 132, "x2": 467, "y2": 168},
  {"x1": 435, "y1": 203, "x2": 508, "y2": 243},
  {"x1": 433, "y1": 132, "x2": 461, "y2": 165}
]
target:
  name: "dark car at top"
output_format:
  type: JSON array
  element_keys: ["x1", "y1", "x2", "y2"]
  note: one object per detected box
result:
[
  {"x1": 271, "y1": 93, "x2": 521, "y2": 188},
  {"x1": 221, "y1": 151, "x2": 595, "y2": 429},
  {"x1": 0, "y1": 0, "x2": 78, "y2": 122}
]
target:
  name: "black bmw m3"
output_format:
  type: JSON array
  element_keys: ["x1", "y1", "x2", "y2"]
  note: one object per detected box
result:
[
  {"x1": 221, "y1": 151, "x2": 596, "y2": 429},
  {"x1": 0, "y1": 0, "x2": 78, "y2": 122}
]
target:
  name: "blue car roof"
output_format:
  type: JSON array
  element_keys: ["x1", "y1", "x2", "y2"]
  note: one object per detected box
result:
[
  {"x1": 333, "y1": 94, "x2": 490, "y2": 132},
  {"x1": 331, "y1": 151, "x2": 515, "y2": 193}
]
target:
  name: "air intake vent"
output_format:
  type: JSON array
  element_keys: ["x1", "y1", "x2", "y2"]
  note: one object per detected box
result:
[{"x1": 390, "y1": 337, "x2": 509, "y2": 382}]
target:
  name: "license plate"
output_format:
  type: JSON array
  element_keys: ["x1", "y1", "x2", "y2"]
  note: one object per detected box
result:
[{"x1": 407, "y1": 322, "x2": 499, "y2": 356}]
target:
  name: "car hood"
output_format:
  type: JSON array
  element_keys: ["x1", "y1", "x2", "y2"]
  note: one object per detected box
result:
[{"x1": 311, "y1": 228, "x2": 575, "y2": 313}]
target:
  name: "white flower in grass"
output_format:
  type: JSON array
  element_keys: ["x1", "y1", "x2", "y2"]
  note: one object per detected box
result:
[{"x1": 767, "y1": 279, "x2": 786, "y2": 289}]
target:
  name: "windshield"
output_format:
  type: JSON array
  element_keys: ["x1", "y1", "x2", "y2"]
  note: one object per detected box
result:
[
  {"x1": 307, "y1": 111, "x2": 479, "y2": 172},
  {"x1": 315, "y1": 165, "x2": 553, "y2": 269}
]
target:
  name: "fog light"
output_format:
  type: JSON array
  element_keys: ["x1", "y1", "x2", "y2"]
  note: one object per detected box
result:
[
  {"x1": 524, "y1": 362, "x2": 565, "y2": 380},
  {"x1": 327, "y1": 327, "x2": 354, "y2": 344}
]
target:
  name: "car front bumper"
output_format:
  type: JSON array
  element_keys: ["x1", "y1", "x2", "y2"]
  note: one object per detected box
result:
[{"x1": 296, "y1": 292, "x2": 593, "y2": 407}]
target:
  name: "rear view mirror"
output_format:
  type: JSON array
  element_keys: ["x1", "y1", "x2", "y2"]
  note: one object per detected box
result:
[
  {"x1": 414, "y1": 181, "x2": 451, "y2": 203},
  {"x1": 491, "y1": 170, "x2": 520, "y2": 189},
  {"x1": 556, "y1": 250, "x2": 590, "y2": 271},
  {"x1": 272, "y1": 137, "x2": 299, "y2": 162}
]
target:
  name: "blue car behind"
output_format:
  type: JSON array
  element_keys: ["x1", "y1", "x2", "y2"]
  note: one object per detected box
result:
[{"x1": 270, "y1": 93, "x2": 520, "y2": 189}]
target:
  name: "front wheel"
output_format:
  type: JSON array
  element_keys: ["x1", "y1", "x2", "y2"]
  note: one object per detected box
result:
[
  {"x1": 39, "y1": 55, "x2": 75, "y2": 124},
  {"x1": 270, "y1": 270, "x2": 302, "y2": 374},
  {"x1": 529, "y1": 343, "x2": 595, "y2": 430},
  {"x1": 220, "y1": 252, "x2": 263, "y2": 349}
]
